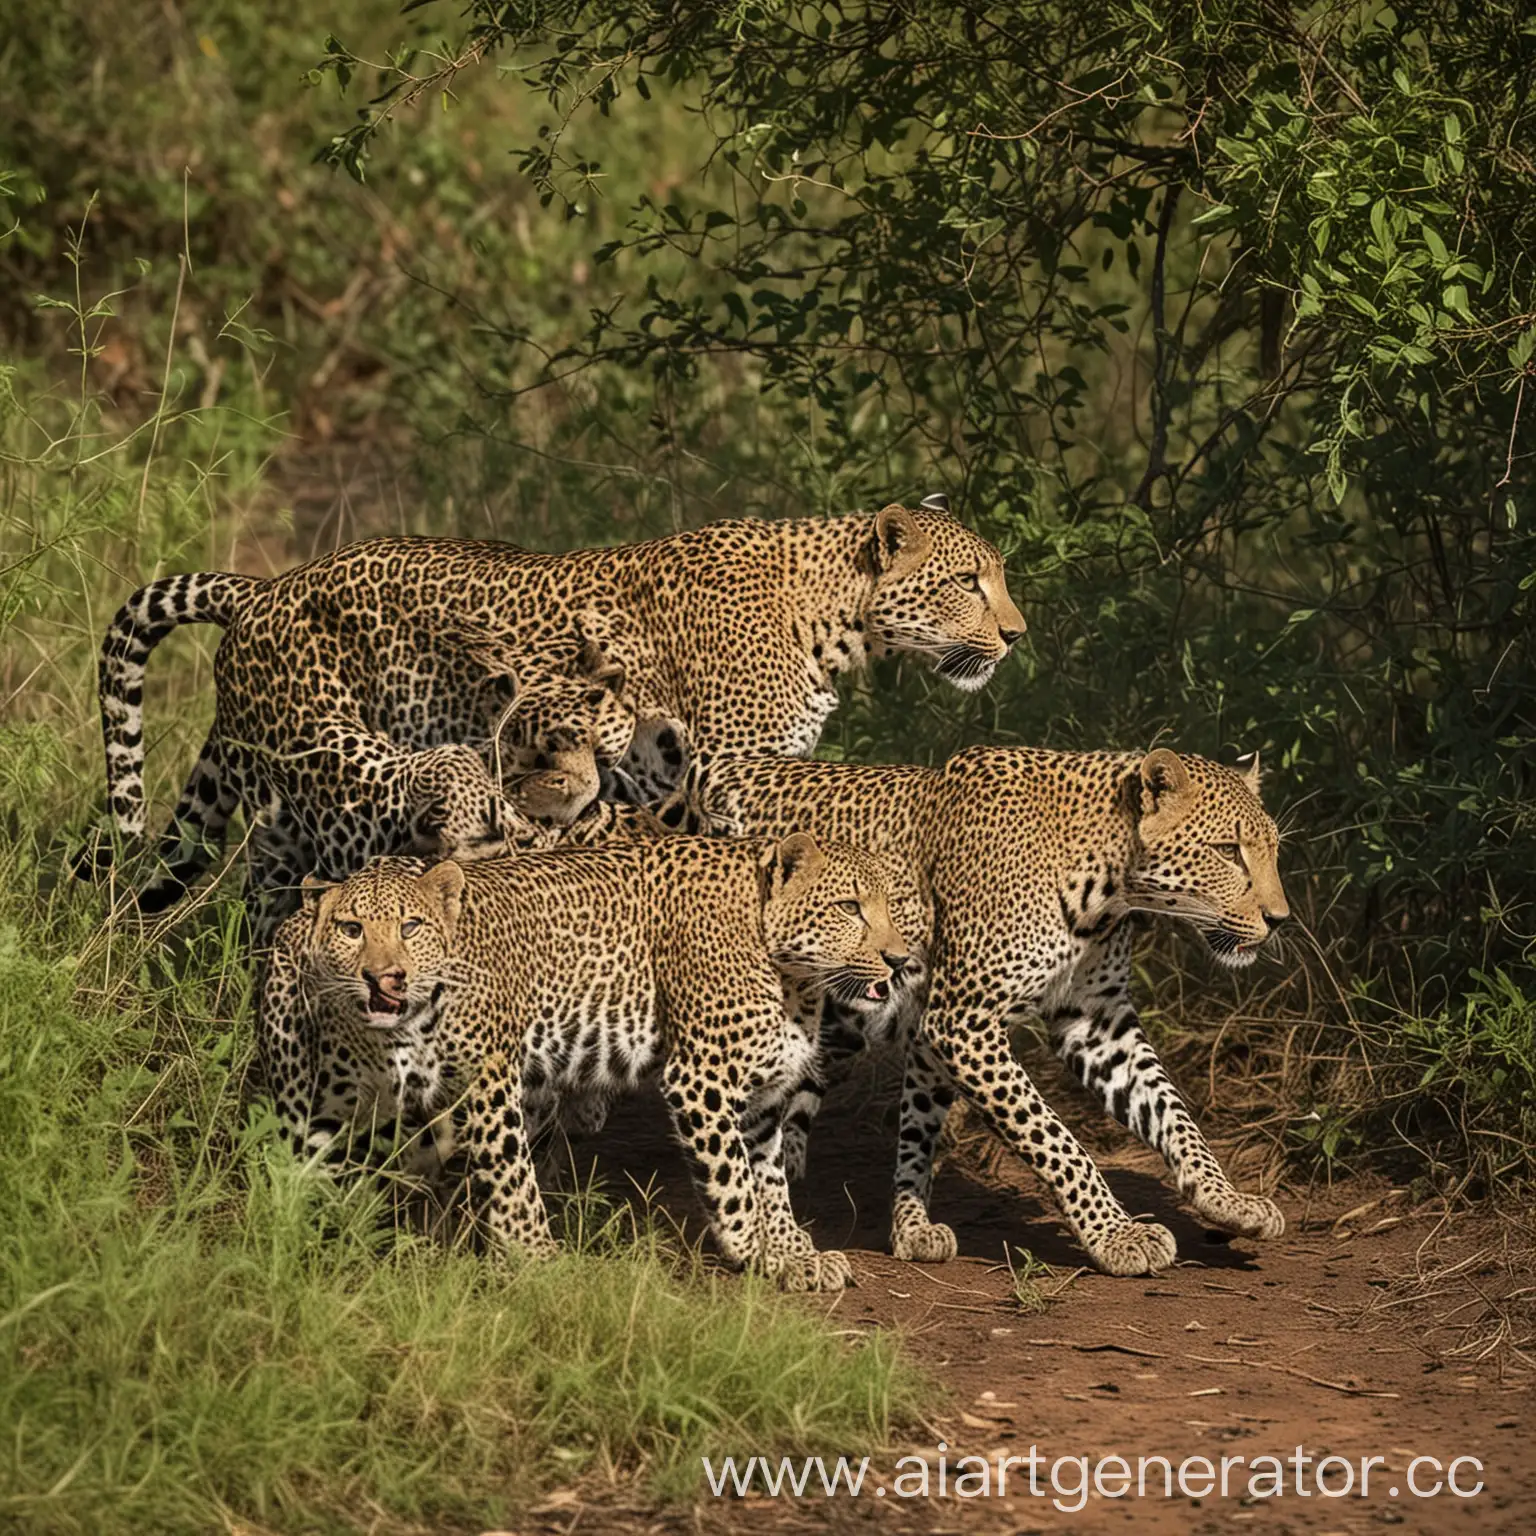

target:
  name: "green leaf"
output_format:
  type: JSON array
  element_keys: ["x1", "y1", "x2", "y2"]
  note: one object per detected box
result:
[
  {"x1": 1422, "y1": 225, "x2": 1448, "y2": 265},
  {"x1": 1190, "y1": 203, "x2": 1235, "y2": 229}
]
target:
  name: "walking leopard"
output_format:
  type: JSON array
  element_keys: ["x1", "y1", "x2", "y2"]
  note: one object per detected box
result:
[
  {"x1": 258, "y1": 833, "x2": 913, "y2": 1290},
  {"x1": 666, "y1": 747, "x2": 1290, "y2": 1276}
]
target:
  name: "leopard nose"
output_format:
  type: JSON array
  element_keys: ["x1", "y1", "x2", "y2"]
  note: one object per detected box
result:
[
  {"x1": 362, "y1": 967, "x2": 405, "y2": 992},
  {"x1": 881, "y1": 950, "x2": 910, "y2": 978},
  {"x1": 1262, "y1": 911, "x2": 1289, "y2": 935},
  {"x1": 1000, "y1": 626, "x2": 1026, "y2": 648}
]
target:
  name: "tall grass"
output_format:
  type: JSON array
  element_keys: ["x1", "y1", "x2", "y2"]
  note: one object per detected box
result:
[{"x1": 0, "y1": 948, "x2": 915, "y2": 1530}]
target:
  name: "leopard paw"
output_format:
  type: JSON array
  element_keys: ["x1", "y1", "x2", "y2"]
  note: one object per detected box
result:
[
  {"x1": 772, "y1": 1248, "x2": 854, "y2": 1292},
  {"x1": 1191, "y1": 1187, "x2": 1286, "y2": 1240},
  {"x1": 1089, "y1": 1220, "x2": 1177, "y2": 1276},
  {"x1": 890, "y1": 1193, "x2": 958, "y2": 1263},
  {"x1": 891, "y1": 1214, "x2": 959, "y2": 1264}
]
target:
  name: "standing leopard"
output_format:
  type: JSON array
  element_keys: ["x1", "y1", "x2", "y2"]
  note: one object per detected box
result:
[
  {"x1": 663, "y1": 746, "x2": 1290, "y2": 1277},
  {"x1": 82, "y1": 500, "x2": 1023, "y2": 933},
  {"x1": 258, "y1": 833, "x2": 912, "y2": 1290}
]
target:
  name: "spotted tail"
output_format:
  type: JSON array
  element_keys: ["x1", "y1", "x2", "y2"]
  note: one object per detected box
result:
[{"x1": 76, "y1": 571, "x2": 258, "y2": 877}]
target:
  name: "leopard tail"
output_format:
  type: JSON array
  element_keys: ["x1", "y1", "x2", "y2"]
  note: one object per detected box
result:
[{"x1": 75, "y1": 571, "x2": 258, "y2": 878}]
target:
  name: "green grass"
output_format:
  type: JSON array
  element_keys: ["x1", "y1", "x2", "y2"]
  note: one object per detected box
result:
[{"x1": 0, "y1": 947, "x2": 916, "y2": 1531}]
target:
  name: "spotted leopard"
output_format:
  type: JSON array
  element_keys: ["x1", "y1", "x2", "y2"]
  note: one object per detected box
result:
[
  {"x1": 83, "y1": 500, "x2": 1023, "y2": 933},
  {"x1": 663, "y1": 746, "x2": 1290, "y2": 1277},
  {"x1": 258, "y1": 832, "x2": 912, "y2": 1290}
]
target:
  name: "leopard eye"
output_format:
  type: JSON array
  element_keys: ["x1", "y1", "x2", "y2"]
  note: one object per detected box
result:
[
  {"x1": 336, "y1": 920, "x2": 363, "y2": 940},
  {"x1": 837, "y1": 898, "x2": 862, "y2": 915},
  {"x1": 400, "y1": 918, "x2": 422, "y2": 938},
  {"x1": 955, "y1": 572, "x2": 983, "y2": 594},
  {"x1": 1212, "y1": 843, "x2": 1243, "y2": 864}
]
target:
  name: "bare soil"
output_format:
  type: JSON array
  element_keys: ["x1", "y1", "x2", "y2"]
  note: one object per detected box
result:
[{"x1": 532, "y1": 1052, "x2": 1535, "y2": 1536}]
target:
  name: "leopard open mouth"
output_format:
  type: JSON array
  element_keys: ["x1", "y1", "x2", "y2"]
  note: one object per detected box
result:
[
  {"x1": 826, "y1": 969, "x2": 894, "y2": 1006},
  {"x1": 365, "y1": 981, "x2": 406, "y2": 1021}
]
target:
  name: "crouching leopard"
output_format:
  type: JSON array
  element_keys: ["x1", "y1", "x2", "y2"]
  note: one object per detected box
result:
[
  {"x1": 258, "y1": 832, "x2": 912, "y2": 1290},
  {"x1": 664, "y1": 747, "x2": 1290, "y2": 1277},
  {"x1": 82, "y1": 497, "x2": 1022, "y2": 930},
  {"x1": 77, "y1": 576, "x2": 644, "y2": 940}
]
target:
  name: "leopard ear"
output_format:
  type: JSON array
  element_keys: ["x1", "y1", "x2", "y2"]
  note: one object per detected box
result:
[
  {"x1": 458, "y1": 628, "x2": 523, "y2": 695},
  {"x1": 416, "y1": 860, "x2": 465, "y2": 941},
  {"x1": 766, "y1": 830, "x2": 828, "y2": 897},
  {"x1": 918, "y1": 491, "x2": 951, "y2": 515},
  {"x1": 1138, "y1": 748, "x2": 1194, "y2": 827},
  {"x1": 300, "y1": 873, "x2": 343, "y2": 938},
  {"x1": 871, "y1": 504, "x2": 934, "y2": 578},
  {"x1": 1237, "y1": 749, "x2": 1262, "y2": 791}
]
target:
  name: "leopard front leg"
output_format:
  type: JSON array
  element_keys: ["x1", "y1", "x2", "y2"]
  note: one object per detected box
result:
[
  {"x1": 660, "y1": 1049, "x2": 771, "y2": 1275},
  {"x1": 916, "y1": 994, "x2": 1177, "y2": 1277},
  {"x1": 779, "y1": 1001, "x2": 868, "y2": 1183},
  {"x1": 1048, "y1": 934, "x2": 1284, "y2": 1240},
  {"x1": 461, "y1": 1054, "x2": 557, "y2": 1259},
  {"x1": 741, "y1": 1098, "x2": 852, "y2": 1292},
  {"x1": 888, "y1": 1036, "x2": 960, "y2": 1263}
]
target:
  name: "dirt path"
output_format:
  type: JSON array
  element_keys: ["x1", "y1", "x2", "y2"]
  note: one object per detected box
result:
[{"x1": 540, "y1": 1059, "x2": 1534, "y2": 1535}]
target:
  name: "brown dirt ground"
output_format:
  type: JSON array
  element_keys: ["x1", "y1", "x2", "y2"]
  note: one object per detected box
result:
[{"x1": 525, "y1": 1050, "x2": 1535, "y2": 1536}]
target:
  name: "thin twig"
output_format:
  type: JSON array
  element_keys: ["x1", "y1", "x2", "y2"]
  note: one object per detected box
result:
[
  {"x1": 135, "y1": 254, "x2": 186, "y2": 538},
  {"x1": 1496, "y1": 369, "x2": 1527, "y2": 489}
]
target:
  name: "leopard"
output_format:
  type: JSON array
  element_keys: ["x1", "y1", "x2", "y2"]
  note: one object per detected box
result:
[
  {"x1": 76, "y1": 579, "x2": 644, "y2": 938},
  {"x1": 660, "y1": 745, "x2": 1290, "y2": 1278},
  {"x1": 478, "y1": 637, "x2": 646, "y2": 825},
  {"x1": 82, "y1": 496, "x2": 1024, "y2": 932},
  {"x1": 258, "y1": 831, "x2": 913, "y2": 1290}
]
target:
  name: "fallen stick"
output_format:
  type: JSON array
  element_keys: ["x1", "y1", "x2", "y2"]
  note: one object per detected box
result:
[
  {"x1": 1021, "y1": 1337, "x2": 1168, "y2": 1359},
  {"x1": 1185, "y1": 1352, "x2": 1400, "y2": 1398}
]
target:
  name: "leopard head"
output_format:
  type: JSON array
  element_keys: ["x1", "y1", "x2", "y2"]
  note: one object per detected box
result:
[
  {"x1": 406, "y1": 744, "x2": 547, "y2": 861},
  {"x1": 301, "y1": 860, "x2": 465, "y2": 1029},
  {"x1": 1124, "y1": 748, "x2": 1289, "y2": 969},
  {"x1": 490, "y1": 669, "x2": 638, "y2": 827},
  {"x1": 865, "y1": 502, "x2": 1026, "y2": 693},
  {"x1": 759, "y1": 832, "x2": 911, "y2": 1005}
]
